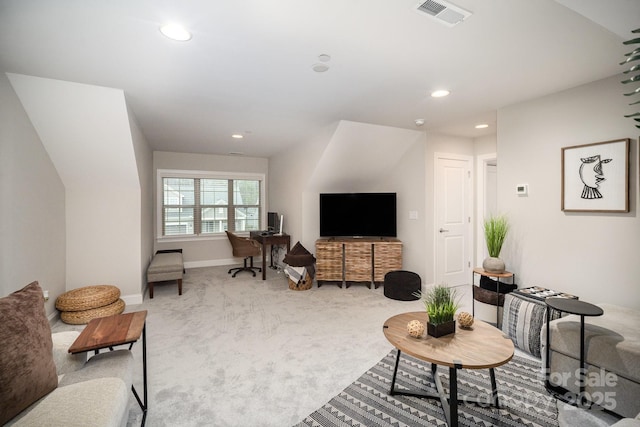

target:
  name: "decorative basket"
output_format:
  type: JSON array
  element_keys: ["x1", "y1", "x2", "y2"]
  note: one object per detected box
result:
[
  {"x1": 55, "y1": 285, "x2": 120, "y2": 312},
  {"x1": 60, "y1": 298, "x2": 125, "y2": 325},
  {"x1": 288, "y1": 272, "x2": 313, "y2": 291}
]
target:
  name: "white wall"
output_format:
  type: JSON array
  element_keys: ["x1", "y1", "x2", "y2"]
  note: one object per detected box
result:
[
  {"x1": 474, "y1": 134, "x2": 497, "y2": 156},
  {"x1": 153, "y1": 151, "x2": 269, "y2": 267},
  {"x1": 0, "y1": 73, "x2": 66, "y2": 316},
  {"x1": 127, "y1": 104, "x2": 153, "y2": 296},
  {"x1": 8, "y1": 74, "x2": 148, "y2": 303},
  {"x1": 270, "y1": 120, "x2": 427, "y2": 280},
  {"x1": 383, "y1": 131, "x2": 427, "y2": 279},
  {"x1": 268, "y1": 122, "x2": 339, "y2": 251},
  {"x1": 65, "y1": 188, "x2": 141, "y2": 295},
  {"x1": 498, "y1": 74, "x2": 639, "y2": 309}
]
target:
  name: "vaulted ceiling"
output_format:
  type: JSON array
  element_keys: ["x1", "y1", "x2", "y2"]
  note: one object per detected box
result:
[{"x1": 0, "y1": 0, "x2": 637, "y2": 157}]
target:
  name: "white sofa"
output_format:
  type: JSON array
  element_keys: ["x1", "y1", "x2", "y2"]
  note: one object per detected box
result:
[
  {"x1": 7, "y1": 331, "x2": 134, "y2": 426},
  {"x1": 542, "y1": 303, "x2": 640, "y2": 419},
  {"x1": 0, "y1": 281, "x2": 134, "y2": 427}
]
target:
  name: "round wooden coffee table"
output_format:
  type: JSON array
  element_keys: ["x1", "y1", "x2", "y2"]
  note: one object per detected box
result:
[{"x1": 383, "y1": 311, "x2": 514, "y2": 426}]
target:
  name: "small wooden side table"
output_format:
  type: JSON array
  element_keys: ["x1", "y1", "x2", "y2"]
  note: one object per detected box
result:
[
  {"x1": 69, "y1": 310, "x2": 148, "y2": 426},
  {"x1": 471, "y1": 268, "x2": 515, "y2": 328},
  {"x1": 545, "y1": 298, "x2": 603, "y2": 406}
]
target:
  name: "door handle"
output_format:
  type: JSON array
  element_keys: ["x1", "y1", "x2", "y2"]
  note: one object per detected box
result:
[{"x1": 439, "y1": 228, "x2": 449, "y2": 233}]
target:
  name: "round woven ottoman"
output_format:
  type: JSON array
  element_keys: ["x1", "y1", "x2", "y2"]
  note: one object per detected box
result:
[
  {"x1": 56, "y1": 285, "x2": 124, "y2": 324},
  {"x1": 383, "y1": 270, "x2": 421, "y2": 301}
]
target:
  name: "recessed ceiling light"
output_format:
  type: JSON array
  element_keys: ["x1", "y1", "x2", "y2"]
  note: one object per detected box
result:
[
  {"x1": 431, "y1": 90, "x2": 450, "y2": 98},
  {"x1": 475, "y1": 124, "x2": 489, "y2": 129},
  {"x1": 160, "y1": 24, "x2": 192, "y2": 41},
  {"x1": 231, "y1": 134, "x2": 244, "y2": 139},
  {"x1": 318, "y1": 54, "x2": 331, "y2": 62}
]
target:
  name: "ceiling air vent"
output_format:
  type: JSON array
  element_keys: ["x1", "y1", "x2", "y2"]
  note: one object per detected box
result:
[{"x1": 415, "y1": 0, "x2": 472, "y2": 27}]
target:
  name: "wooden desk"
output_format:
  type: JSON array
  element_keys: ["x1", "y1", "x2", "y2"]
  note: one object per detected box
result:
[
  {"x1": 69, "y1": 311, "x2": 148, "y2": 426},
  {"x1": 383, "y1": 311, "x2": 514, "y2": 426},
  {"x1": 249, "y1": 232, "x2": 291, "y2": 280}
]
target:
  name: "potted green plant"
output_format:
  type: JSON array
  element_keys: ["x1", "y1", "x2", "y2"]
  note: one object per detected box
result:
[
  {"x1": 414, "y1": 284, "x2": 460, "y2": 337},
  {"x1": 482, "y1": 214, "x2": 509, "y2": 274}
]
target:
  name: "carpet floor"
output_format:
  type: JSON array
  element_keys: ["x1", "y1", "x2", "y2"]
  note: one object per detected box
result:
[
  {"x1": 50, "y1": 265, "x2": 569, "y2": 426},
  {"x1": 54, "y1": 265, "x2": 430, "y2": 426}
]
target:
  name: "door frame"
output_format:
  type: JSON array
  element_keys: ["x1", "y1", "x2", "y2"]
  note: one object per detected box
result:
[
  {"x1": 433, "y1": 152, "x2": 474, "y2": 286},
  {"x1": 475, "y1": 153, "x2": 497, "y2": 268}
]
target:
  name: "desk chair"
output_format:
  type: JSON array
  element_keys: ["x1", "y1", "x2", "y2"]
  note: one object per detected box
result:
[{"x1": 225, "y1": 231, "x2": 262, "y2": 277}]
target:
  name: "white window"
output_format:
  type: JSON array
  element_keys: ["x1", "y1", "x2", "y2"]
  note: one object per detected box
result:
[{"x1": 158, "y1": 170, "x2": 265, "y2": 239}]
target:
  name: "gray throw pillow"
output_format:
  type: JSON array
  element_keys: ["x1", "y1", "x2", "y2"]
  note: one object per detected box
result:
[{"x1": 0, "y1": 281, "x2": 58, "y2": 424}]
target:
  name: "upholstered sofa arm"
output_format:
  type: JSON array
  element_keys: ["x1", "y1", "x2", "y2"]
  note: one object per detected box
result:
[
  {"x1": 611, "y1": 413, "x2": 640, "y2": 427},
  {"x1": 51, "y1": 331, "x2": 86, "y2": 377}
]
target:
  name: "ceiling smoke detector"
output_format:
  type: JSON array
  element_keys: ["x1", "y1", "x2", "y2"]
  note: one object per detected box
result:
[
  {"x1": 312, "y1": 63, "x2": 330, "y2": 73},
  {"x1": 415, "y1": 0, "x2": 472, "y2": 27}
]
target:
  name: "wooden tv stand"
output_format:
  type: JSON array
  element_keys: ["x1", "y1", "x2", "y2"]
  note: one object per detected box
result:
[{"x1": 315, "y1": 237, "x2": 402, "y2": 289}]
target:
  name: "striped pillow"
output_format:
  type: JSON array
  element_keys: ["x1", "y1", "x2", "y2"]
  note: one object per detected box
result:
[{"x1": 501, "y1": 293, "x2": 559, "y2": 357}]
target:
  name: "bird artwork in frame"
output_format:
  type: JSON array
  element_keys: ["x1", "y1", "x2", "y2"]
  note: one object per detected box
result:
[{"x1": 561, "y1": 138, "x2": 630, "y2": 213}]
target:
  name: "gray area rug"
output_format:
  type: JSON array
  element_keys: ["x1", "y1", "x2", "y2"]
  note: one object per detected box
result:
[{"x1": 295, "y1": 351, "x2": 558, "y2": 427}]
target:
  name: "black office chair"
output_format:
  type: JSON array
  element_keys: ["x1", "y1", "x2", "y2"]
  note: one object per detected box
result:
[{"x1": 225, "y1": 231, "x2": 262, "y2": 277}]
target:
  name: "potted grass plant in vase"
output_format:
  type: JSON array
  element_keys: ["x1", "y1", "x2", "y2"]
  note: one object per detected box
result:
[
  {"x1": 482, "y1": 214, "x2": 509, "y2": 274},
  {"x1": 415, "y1": 284, "x2": 460, "y2": 338}
]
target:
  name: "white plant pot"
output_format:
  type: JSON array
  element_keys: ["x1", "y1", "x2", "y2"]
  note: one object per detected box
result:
[{"x1": 482, "y1": 257, "x2": 505, "y2": 274}]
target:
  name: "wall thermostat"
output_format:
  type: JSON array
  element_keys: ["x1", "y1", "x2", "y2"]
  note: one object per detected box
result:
[{"x1": 516, "y1": 184, "x2": 528, "y2": 196}]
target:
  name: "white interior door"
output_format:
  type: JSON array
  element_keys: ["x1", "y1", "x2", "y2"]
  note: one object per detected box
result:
[{"x1": 435, "y1": 154, "x2": 472, "y2": 286}]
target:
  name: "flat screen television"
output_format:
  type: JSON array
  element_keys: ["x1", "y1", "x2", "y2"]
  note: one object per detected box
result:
[{"x1": 320, "y1": 193, "x2": 397, "y2": 238}]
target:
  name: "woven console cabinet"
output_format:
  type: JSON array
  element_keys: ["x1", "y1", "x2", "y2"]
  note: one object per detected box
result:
[
  {"x1": 315, "y1": 238, "x2": 402, "y2": 289},
  {"x1": 56, "y1": 285, "x2": 124, "y2": 325}
]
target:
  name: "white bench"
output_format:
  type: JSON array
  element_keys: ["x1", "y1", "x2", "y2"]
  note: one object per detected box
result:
[{"x1": 146, "y1": 251, "x2": 184, "y2": 298}]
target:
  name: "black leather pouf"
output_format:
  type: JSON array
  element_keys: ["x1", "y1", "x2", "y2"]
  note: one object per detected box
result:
[{"x1": 383, "y1": 270, "x2": 421, "y2": 301}]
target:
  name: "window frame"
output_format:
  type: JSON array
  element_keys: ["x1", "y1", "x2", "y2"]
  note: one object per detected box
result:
[{"x1": 156, "y1": 169, "x2": 266, "y2": 242}]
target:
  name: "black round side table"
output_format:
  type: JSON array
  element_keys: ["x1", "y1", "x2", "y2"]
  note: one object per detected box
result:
[{"x1": 545, "y1": 297, "x2": 604, "y2": 405}]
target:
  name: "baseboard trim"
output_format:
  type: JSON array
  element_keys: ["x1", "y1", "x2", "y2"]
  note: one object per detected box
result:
[
  {"x1": 184, "y1": 257, "x2": 272, "y2": 270},
  {"x1": 185, "y1": 258, "x2": 235, "y2": 269},
  {"x1": 48, "y1": 311, "x2": 60, "y2": 326},
  {"x1": 122, "y1": 293, "x2": 143, "y2": 306}
]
